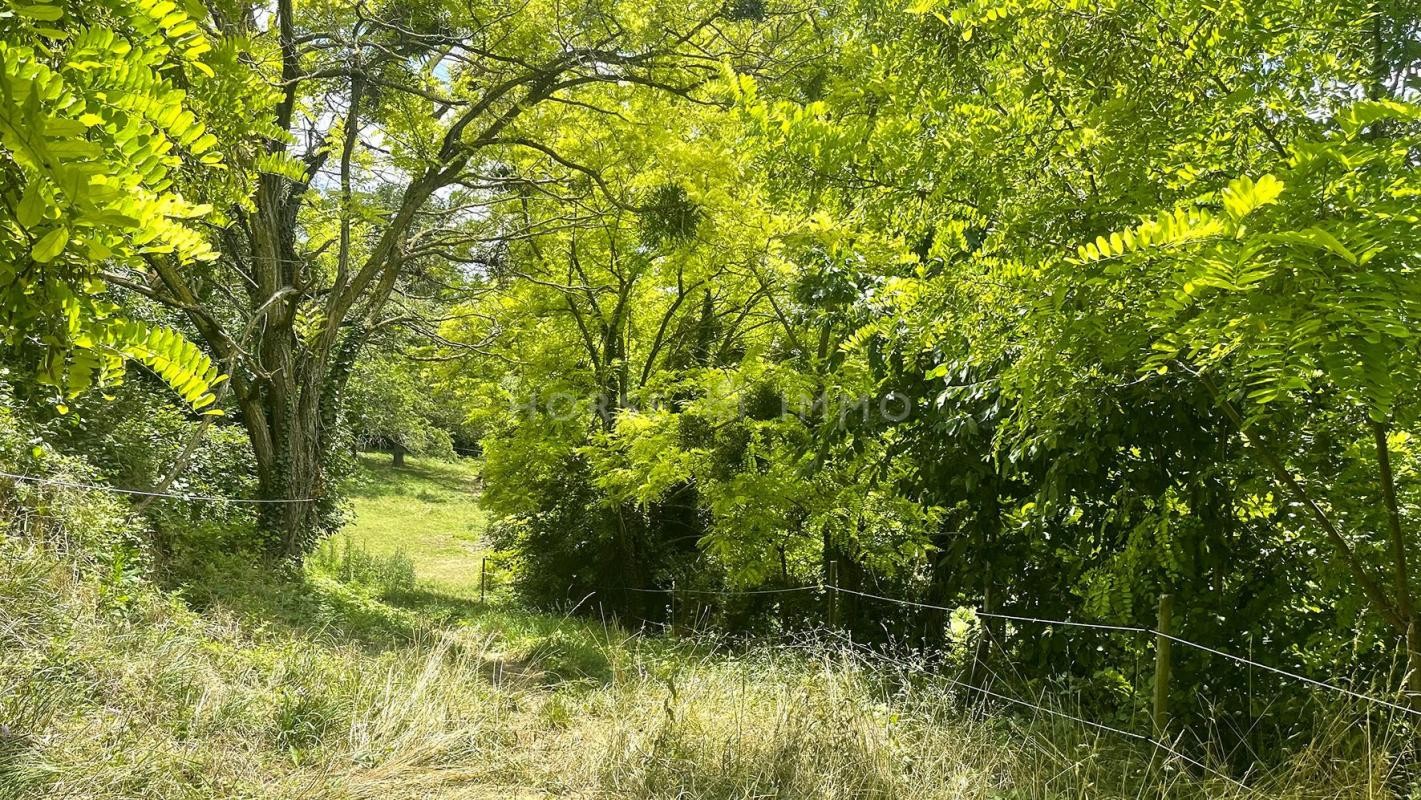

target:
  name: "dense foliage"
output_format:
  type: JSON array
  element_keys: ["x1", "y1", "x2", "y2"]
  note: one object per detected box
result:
[
  {"x1": 3, "y1": 0, "x2": 1421, "y2": 774},
  {"x1": 0, "y1": 0, "x2": 237, "y2": 412},
  {"x1": 443, "y1": 0, "x2": 1421, "y2": 751}
]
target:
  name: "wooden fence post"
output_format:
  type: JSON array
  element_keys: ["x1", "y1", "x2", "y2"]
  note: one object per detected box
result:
[
  {"x1": 828, "y1": 559, "x2": 840, "y2": 629},
  {"x1": 480, "y1": 556, "x2": 487, "y2": 603},
  {"x1": 1153, "y1": 593, "x2": 1174, "y2": 739}
]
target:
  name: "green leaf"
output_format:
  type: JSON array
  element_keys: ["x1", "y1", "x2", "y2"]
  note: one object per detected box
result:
[
  {"x1": 30, "y1": 226, "x2": 69, "y2": 262},
  {"x1": 16, "y1": 4, "x2": 63, "y2": 21},
  {"x1": 1221, "y1": 174, "x2": 1284, "y2": 221},
  {"x1": 1267, "y1": 227, "x2": 1358, "y2": 265},
  {"x1": 16, "y1": 182, "x2": 45, "y2": 228}
]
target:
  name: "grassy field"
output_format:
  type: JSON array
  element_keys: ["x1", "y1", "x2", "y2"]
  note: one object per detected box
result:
[
  {"x1": 332, "y1": 453, "x2": 490, "y2": 595},
  {"x1": 308, "y1": 453, "x2": 617, "y2": 680},
  {"x1": 0, "y1": 456, "x2": 1393, "y2": 799}
]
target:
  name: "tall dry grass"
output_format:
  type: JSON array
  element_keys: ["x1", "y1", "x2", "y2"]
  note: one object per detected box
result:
[{"x1": 0, "y1": 538, "x2": 1399, "y2": 799}]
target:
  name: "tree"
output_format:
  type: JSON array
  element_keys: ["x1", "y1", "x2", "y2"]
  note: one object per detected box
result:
[
  {"x1": 112, "y1": 0, "x2": 763, "y2": 556},
  {"x1": 709, "y1": 0, "x2": 1421, "y2": 727},
  {"x1": 1076, "y1": 100, "x2": 1421, "y2": 703},
  {"x1": 346, "y1": 348, "x2": 454, "y2": 466},
  {"x1": 457, "y1": 80, "x2": 803, "y2": 610}
]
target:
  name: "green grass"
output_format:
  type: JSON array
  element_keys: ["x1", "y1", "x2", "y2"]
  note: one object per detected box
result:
[
  {"x1": 0, "y1": 456, "x2": 1401, "y2": 799},
  {"x1": 308, "y1": 454, "x2": 633, "y2": 682},
  {"x1": 334, "y1": 453, "x2": 490, "y2": 596}
]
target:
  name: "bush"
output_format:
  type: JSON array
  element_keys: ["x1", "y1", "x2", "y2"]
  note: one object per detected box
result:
[{"x1": 0, "y1": 391, "x2": 145, "y2": 572}]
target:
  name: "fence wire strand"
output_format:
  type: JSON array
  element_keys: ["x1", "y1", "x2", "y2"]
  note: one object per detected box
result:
[
  {"x1": 609, "y1": 584, "x2": 1247, "y2": 787},
  {"x1": 827, "y1": 584, "x2": 1418, "y2": 718},
  {"x1": 0, "y1": 470, "x2": 316, "y2": 504},
  {"x1": 942, "y1": 671, "x2": 1248, "y2": 788},
  {"x1": 613, "y1": 580, "x2": 1420, "y2": 719},
  {"x1": 621, "y1": 585, "x2": 819, "y2": 596},
  {"x1": 8, "y1": 466, "x2": 1414, "y2": 721}
]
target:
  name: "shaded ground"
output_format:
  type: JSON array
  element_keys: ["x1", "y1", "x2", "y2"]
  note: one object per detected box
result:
[{"x1": 169, "y1": 454, "x2": 625, "y2": 682}]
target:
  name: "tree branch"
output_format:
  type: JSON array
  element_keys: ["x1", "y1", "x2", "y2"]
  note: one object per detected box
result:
[{"x1": 1191, "y1": 366, "x2": 1403, "y2": 632}]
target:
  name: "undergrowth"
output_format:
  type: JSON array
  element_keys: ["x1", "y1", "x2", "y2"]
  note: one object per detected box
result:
[
  {"x1": 0, "y1": 454, "x2": 1400, "y2": 798},
  {"x1": 0, "y1": 533, "x2": 1395, "y2": 800}
]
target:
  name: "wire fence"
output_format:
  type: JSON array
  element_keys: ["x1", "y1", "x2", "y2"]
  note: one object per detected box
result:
[
  {"x1": 609, "y1": 578, "x2": 1419, "y2": 719},
  {"x1": 6, "y1": 467, "x2": 1415, "y2": 786},
  {"x1": 623, "y1": 584, "x2": 821, "y2": 596},
  {"x1": 0, "y1": 469, "x2": 317, "y2": 504},
  {"x1": 578, "y1": 575, "x2": 1420, "y2": 787},
  {"x1": 592, "y1": 580, "x2": 1263, "y2": 783},
  {"x1": 941, "y1": 668, "x2": 1248, "y2": 787},
  {"x1": 826, "y1": 585, "x2": 1421, "y2": 719}
]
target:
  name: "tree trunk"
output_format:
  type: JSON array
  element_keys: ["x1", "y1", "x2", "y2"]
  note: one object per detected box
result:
[
  {"x1": 922, "y1": 519, "x2": 966, "y2": 652},
  {"x1": 239, "y1": 369, "x2": 329, "y2": 560},
  {"x1": 1407, "y1": 619, "x2": 1421, "y2": 711},
  {"x1": 1373, "y1": 420, "x2": 1421, "y2": 710},
  {"x1": 231, "y1": 312, "x2": 361, "y2": 559},
  {"x1": 242, "y1": 421, "x2": 324, "y2": 559},
  {"x1": 392, "y1": 443, "x2": 406, "y2": 468}
]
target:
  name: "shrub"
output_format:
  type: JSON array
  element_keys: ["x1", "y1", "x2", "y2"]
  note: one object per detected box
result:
[{"x1": 0, "y1": 388, "x2": 145, "y2": 571}]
